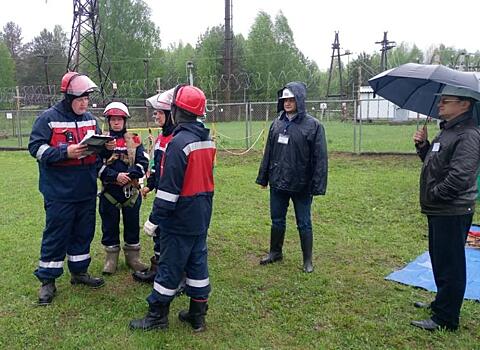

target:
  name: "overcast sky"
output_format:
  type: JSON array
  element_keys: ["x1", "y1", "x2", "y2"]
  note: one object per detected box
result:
[{"x1": 1, "y1": 0, "x2": 479, "y2": 70}]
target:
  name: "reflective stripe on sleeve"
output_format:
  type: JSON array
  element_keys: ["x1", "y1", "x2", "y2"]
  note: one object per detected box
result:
[
  {"x1": 136, "y1": 163, "x2": 146, "y2": 176},
  {"x1": 182, "y1": 141, "x2": 216, "y2": 156},
  {"x1": 153, "y1": 281, "x2": 177, "y2": 296},
  {"x1": 67, "y1": 253, "x2": 91, "y2": 262},
  {"x1": 143, "y1": 151, "x2": 150, "y2": 160},
  {"x1": 155, "y1": 190, "x2": 179, "y2": 203},
  {"x1": 38, "y1": 260, "x2": 64, "y2": 269},
  {"x1": 36, "y1": 144, "x2": 51, "y2": 160},
  {"x1": 185, "y1": 277, "x2": 210, "y2": 288}
]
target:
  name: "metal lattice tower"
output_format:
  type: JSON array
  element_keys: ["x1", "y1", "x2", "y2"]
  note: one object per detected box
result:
[
  {"x1": 326, "y1": 31, "x2": 346, "y2": 98},
  {"x1": 67, "y1": 0, "x2": 113, "y2": 101}
]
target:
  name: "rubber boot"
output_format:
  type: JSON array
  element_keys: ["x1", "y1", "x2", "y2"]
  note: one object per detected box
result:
[
  {"x1": 124, "y1": 244, "x2": 149, "y2": 272},
  {"x1": 299, "y1": 230, "x2": 313, "y2": 273},
  {"x1": 260, "y1": 227, "x2": 285, "y2": 265},
  {"x1": 178, "y1": 299, "x2": 208, "y2": 332},
  {"x1": 38, "y1": 280, "x2": 56, "y2": 306},
  {"x1": 132, "y1": 255, "x2": 158, "y2": 283},
  {"x1": 71, "y1": 273, "x2": 105, "y2": 288},
  {"x1": 102, "y1": 245, "x2": 120, "y2": 275},
  {"x1": 129, "y1": 303, "x2": 170, "y2": 331}
]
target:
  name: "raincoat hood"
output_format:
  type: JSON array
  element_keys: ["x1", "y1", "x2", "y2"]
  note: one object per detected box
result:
[{"x1": 277, "y1": 81, "x2": 307, "y2": 117}]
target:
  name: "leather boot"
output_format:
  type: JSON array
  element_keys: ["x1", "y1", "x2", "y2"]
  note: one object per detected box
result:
[
  {"x1": 124, "y1": 244, "x2": 149, "y2": 272},
  {"x1": 260, "y1": 227, "x2": 285, "y2": 265},
  {"x1": 71, "y1": 273, "x2": 105, "y2": 288},
  {"x1": 103, "y1": 245, "x2": 120, "y2": 275},
  {"x1": 132, "y1": 255, "x2": 158, "y2": 283},
  {"x1": 299, "y1": 230, "x2": 313, "y2": 273},
  {"x1": 129, "y1": 303, "x2": 170, "y2": 331},
  {"x1": 178, "y1": 299, "x2": 208, "y2": 332},
  {"x1": 38, "y1": 280, "x2": 56, "y2": 306}
]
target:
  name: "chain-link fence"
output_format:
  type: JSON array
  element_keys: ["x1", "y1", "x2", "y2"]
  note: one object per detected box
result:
[{"x1": 0, "y1": 98, "x2": 429, "y2": 154}]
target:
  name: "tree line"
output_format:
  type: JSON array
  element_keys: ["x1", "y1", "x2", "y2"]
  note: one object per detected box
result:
[{"x1": 1, "y1": 0, "x2": 479, "y2": 105}]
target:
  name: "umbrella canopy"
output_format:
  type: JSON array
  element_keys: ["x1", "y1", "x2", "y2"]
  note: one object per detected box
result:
[{"x1": 368, "y1": 63, "x2": 480, "y2": 118}]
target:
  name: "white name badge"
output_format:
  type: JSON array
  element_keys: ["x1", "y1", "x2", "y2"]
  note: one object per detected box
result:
[
  {"x1": 432, "y1": 142, "x2": 440, "y2": 152},
  {"x1": 278, "y1": 134, "x2": 289, "y2": 144}
]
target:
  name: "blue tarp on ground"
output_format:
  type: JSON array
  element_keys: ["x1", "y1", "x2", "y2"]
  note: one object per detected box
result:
[{"x1": 386, "y1": 248, "x2": 480, "y2": 301}]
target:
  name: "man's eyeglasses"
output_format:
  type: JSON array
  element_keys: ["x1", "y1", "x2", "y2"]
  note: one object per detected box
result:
[{"x1": 439, "y1": 98, "x2": 461, "y2": 104}]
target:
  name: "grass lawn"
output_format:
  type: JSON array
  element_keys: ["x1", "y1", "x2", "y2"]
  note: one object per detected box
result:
[{"x1": 0, "y1": 151, "x2": 479, "y2": 349}]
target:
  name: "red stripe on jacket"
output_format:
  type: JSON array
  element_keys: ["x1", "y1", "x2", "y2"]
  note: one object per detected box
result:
[{"x1": 180, "y1": 147, "x2": 216, "y2": 196}]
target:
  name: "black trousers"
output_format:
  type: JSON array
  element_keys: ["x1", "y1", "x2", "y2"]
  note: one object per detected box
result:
[{"x1": 427, "y1": 213, "x2": 472, "y2": 330}]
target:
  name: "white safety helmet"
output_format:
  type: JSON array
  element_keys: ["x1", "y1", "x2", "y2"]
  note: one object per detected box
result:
[
  {"x1": 145, "y1": 88, "x2": 174, "y2": 111},
  {"x1": 279, "y1": 88, "x2": 295, "y2": 99},
  {"x1": 103, "y1": 101, "x2": 130, "y2": 118},
  {"x1": 61, "y1": 72, "x2": 98, "y2": 96}
]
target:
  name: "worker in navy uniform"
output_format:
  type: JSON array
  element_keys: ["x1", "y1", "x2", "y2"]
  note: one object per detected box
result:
[
  {"x1": 133, "y1": 89, "x2": 175, "y2": 283},
  {"x1": 411, "y1": 86, "x2": 480, "y2": 331},
  {"x1": 256, "y1": 81, "x2": 328, "y2": 273},
  {"x1": 97, "y1": 102, "x2": 149, "y2": 275},
  {"x1": 130, "y1": 85, "x2": 216, "y2": 332},
  {"x1": 28, "y1": 72, "x2": 115, "y2": 305}
]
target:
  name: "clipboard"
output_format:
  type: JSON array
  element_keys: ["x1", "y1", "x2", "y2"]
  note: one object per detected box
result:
[{"x1": 78, "y1": 132, "x2": 114, "y2": 158}]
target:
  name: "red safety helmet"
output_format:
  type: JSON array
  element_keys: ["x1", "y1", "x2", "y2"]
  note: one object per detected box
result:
[
  {"x1": 60, "y1": 72, "x2": 98, "y2": 96},
  {"x1": 173, "y1": 85, "x2": 206, "y2": 117},
  {"x1": 103, "y1": 102, "x2": 130, "y2": 118}
]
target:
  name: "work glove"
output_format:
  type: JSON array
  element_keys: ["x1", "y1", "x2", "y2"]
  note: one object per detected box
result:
[{"x1": 143, "y1": 220, "x2": 158, "y2": 237}]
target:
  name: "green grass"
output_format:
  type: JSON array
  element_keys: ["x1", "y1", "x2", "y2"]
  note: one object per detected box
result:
[{"x1": 0, "y1": 151, "x2": 479, "y2": 349}]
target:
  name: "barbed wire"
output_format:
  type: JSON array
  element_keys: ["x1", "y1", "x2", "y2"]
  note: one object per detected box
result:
[{"x1": 0, "y1": 69, "x2": 328, "y2": 106}]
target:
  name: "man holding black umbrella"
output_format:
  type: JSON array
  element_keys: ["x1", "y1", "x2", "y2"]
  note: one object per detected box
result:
[{"x1": 411, "y1": 85, "x2": 480, "y2": 331}]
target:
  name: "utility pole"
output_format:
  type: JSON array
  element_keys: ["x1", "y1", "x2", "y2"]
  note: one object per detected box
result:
[
  {"x1": 36, "y1": 54, "x2": 52, "y2": 96},
  {"x1": 375, "y1": 31, "x2": 396, "y2": 71},
  {"x1": 143, "y1": 59, "x2": 150, "y2": 97},
  {"x1": 224, "y1": 0, "x2": 233, "y2": 103},
  {"x1": 326, "y1": 31, "x2": 347, "y2": 98},
  {"x1": 186, "y1": 61, "x2": 194, "y2": 86},
  {"x1": 343, "y1": 50, "x2": 352, "y2": 98},
  {"x1": 15, "y1": 86, "x2": 22, "y2": 147}
]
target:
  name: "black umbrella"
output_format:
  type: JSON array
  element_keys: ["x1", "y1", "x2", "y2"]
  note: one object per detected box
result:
[{"x1": 368, "y1": 63, "x2": 480, "y2": 118}]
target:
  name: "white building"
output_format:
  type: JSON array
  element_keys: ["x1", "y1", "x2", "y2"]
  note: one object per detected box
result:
[{"x1": 358, "y1": 86, "x2": 427, "y2": 121}]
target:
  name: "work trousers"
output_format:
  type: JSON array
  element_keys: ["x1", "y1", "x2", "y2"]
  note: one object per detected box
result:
[
  {"x1": 147, "y1": 232, "x2": 210, "y2": 305},
  {"x1": 34, "y1": 198, "x2": 96, "y2": 281}
]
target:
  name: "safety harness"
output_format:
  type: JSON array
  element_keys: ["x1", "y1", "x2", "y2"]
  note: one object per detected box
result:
[
  {"x1": 102, "y1": 132, "x2": 142, "y2": 208},
  {"x1": 103, "y1": 187, "x2": 139, "y2": 209}
]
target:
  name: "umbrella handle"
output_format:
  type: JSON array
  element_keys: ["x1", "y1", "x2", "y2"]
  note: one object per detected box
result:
[
  {"x1": 414, "y1": 118, "x2": 430, "y2": 145},
  {"x1": 422, "y1": 116, "x2": 431, "y2": 128}
]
